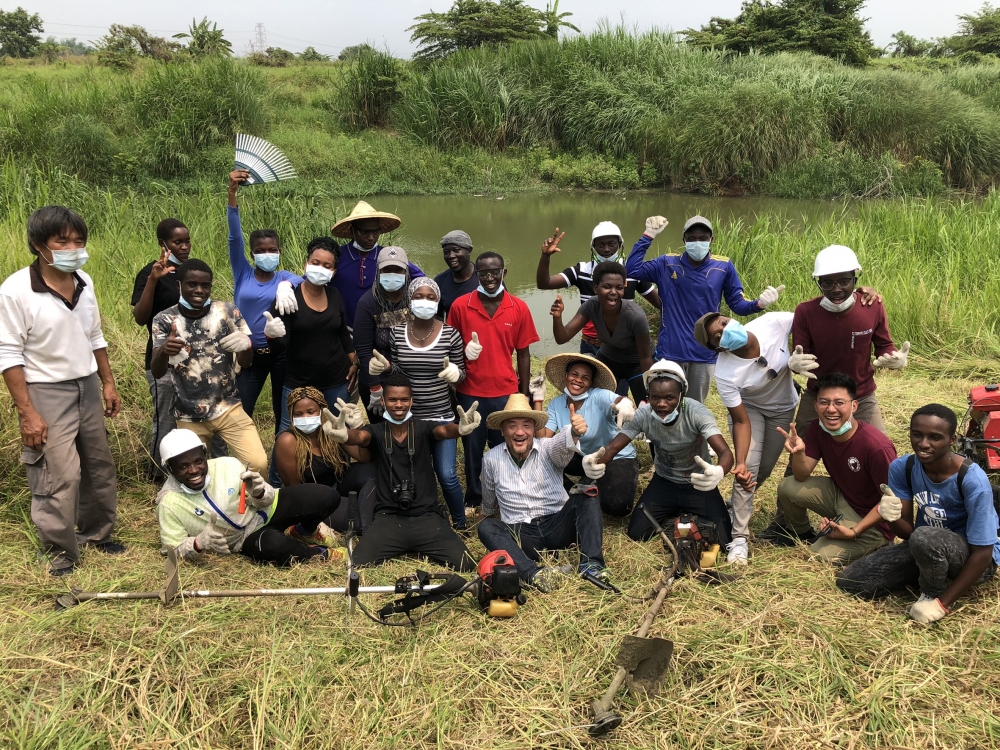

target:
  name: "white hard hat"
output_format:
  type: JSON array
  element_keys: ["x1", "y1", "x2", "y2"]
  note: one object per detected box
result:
[
  {"x1": 159, "y1": 429, "x2": 207, "y2": 465},
  {"x1": 591, "y1": 221, "x2": 624, "y2": 247},
  {"x1": 643, "y1": 359, "x2": 688, "y2": 393},
  {"x1": 813, "y1": 245, "x2": 861, "y2": 278}
]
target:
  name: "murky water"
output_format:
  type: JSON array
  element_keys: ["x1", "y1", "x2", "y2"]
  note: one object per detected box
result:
[{"x1": 373, "y1": 192, "x2": 848, "y2": 356}]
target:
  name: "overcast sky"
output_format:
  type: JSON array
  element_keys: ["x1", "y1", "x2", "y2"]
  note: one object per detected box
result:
[{"x1": 21, "y1": 1, "x2": 986, "y2": 57}]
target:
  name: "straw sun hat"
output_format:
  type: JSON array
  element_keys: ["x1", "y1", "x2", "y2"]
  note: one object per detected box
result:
[
  {"x1": 330, "y1": 200, "x2": 402, "y2": 238},
  {"x1": 543, "y1": 353, "x2": 617, "y2": 393},
  {"x1": 486, "y1": 393, "x2": 548, "y2": 431}
]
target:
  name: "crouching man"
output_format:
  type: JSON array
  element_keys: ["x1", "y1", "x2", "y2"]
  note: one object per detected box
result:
[
  {"x1": 156, "y1": 429, "x2": 343, "y2": 565},
  {"x1": 478, "y1": 393, "x2": 608, "y2": 592},
  {"x1": 594, "y1": 360, "x2": 736, "y2": 547},
  {"x1": 837, "y1": 404, "x2": 999, "y2": 624}
]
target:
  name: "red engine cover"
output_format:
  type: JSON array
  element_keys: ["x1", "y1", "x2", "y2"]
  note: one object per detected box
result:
[
  {"x1": 478, "y1": 549, "x2": 514, "y2": 578},
  {"x1": 969, "y1": 385, "x2": 1000, "y2": 411}
]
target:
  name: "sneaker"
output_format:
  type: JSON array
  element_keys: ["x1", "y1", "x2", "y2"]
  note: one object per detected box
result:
[
  {"x1": 726, "y1": 538, "x2": 749, "y2": 565},
  {"x1": 530, "y1": 567, "x2": 565, "y2": 593},
  {"x1": 286, "y1": 522, "x2": 339, "y2": 548},
  {"x1": 91, "y1": 541, "x2": 127, "y2": 555},
  {"x1": 311, "y1": 546, "x2": 347, "y2": 563},
  {"x1": 767, "y1": 525, "x2": 817, "y2": 547}
]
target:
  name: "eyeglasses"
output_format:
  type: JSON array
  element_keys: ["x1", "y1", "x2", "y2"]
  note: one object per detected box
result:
[
  {"x1": 756, "y1": 356, "x2": 778, "y2": 380},
  {"x1": 817, "y1": 276, "x2": 857, "y2": 291},
  {"x1": 476, "y1": 268, "x2": 504, "y2": 280}
]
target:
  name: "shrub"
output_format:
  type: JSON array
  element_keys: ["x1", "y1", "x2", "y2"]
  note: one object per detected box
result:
[{"x1": 337, "y1": 50, "x2": 406, "y2": 130}]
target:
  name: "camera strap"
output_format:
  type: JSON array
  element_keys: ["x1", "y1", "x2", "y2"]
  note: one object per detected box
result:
[{"x1": 383, "y1": 420, "x2": 418, "y2": 497}]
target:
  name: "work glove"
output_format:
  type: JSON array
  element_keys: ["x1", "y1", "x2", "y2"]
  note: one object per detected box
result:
[
  {"x1": 194, "y1": 513, "x2": 230, "y2": 555},
  {"x1": 878, "y1": 484, "x2": 902, "y2": 522},
  {"x1": 332, "y1": 400, "x2": 364, "y2": 429},
  {"x1": 369, "y1": 349, "x2": 389, "y2": 376},
  {"x1": 262, "y1": 311, "x2": 286, "y2": 339},
  {"x1": 611, "y1": 398, "x2": 636, "y2": 429},
  {"x1": 465, "y1": 332, "x2": 482, "y2": 361},
  {"x1": 644, "y1": 216, "x2": 668, "y2": 238},
  {"x1": 275, "y1": 280, "x2": 298, "y2": 315},
  {"x1": 367, "y1": 387, "x2": 385, "y2": 417},
  {"x1": 873, "y1": 341, "x2": 911, "y2": 370},
  {"x1": 240, "y1": 470, "x2": 274, "y2": 509},
  {"x1": 909, "y1": 596, "x2": 949, "y2": 624},
  {"x1": 756, "y1": 284, "x2": 786, "y2": 310},
  {"x1": 322, "y1": 407, "x2": 349, "y2": 443},
  {"x1": 529, "y1": 370, "x2": 546, "y2": 403},
  {"x1": 690, "y1": 455, "x2": 725, "y2": 491},
  {"x1": 583, "y1": 447, "x2": 606, "y2": 479},
  {"x1": 437, "y1": 356, "x2": 461, "y2": 384},
  {"x1": 457, "y1": 401, "x2": 481, "y2": 436},
  {"x1": 220, "y1": 330, "x2": 252, "y2": 353},
  {"x1": 168, "y1": 347, "x2": 190, "y2": 366},
  {"x1": 787, "y1": 345, "x2": 819, "y2": 379}
]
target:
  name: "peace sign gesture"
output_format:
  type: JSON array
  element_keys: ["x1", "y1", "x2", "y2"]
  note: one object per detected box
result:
[
  {"x1": 776, "y1": 422, "x2": 805, "y2": 455},
  {"x1": 541, "y1": 228, "x2": 565, "y2": 256},
  {"x1": 150, "y1": 243, "x2": 174, "y2": 282}
]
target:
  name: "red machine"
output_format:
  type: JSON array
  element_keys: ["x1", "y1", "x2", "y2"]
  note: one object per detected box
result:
[{"x1": 960, "y1": 384, "x2": 1000, "y2": 471}]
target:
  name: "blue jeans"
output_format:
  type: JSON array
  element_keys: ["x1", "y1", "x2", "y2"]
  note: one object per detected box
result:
[
  {"x1": 456, "y1": 392, "x2": 512, "y2": 507},
  {"x1": 579, "y1": 339, "x2": 601, "y2": 357},
  {"x1": 271, "y1": 382, "x2": 351, "y2": 485},
  {"x1": 477, "y1": 494, "x2": 606, "y2": 581},
  {"x1": 236, "y1": 351, "x2": 286, "y2": 428},
  {"x1": 432, "y1": 424, "x2": 465, "y2": 527}
]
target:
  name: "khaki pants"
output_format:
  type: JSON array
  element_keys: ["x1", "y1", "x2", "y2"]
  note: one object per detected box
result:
[
  {"x1": 777, "y1": 475, "x2": 887, "y2": 564},
  {"x1": 22, "y1": 374, "x2": 118, "y2": 566},
  {"x1": 180, "y1": 403, "x2": 267, "y2": 474}
]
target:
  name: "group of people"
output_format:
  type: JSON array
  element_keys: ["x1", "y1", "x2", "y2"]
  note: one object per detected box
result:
[{"x1": 2, "y1": 184, "x2": 997, "y2": 628}]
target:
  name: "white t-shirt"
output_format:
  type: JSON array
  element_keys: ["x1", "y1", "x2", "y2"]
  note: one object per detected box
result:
[{"x1": 714, "y1": 311, "x2": 798, "y2": 412}]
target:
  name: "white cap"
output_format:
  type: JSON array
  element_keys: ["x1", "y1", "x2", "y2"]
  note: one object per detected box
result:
[
  {"x1": 159, "y1": 429, "x2": 206, "y2": 465},
  {"x1": 813, "y1": 245, "x2": 861, "y2": 278},
  {"x1": 591, "y1": 221, "x2": 624, "y2": 247},
  {"x1": 643, "y1": 359, "x2": 688, "y2": 393}
]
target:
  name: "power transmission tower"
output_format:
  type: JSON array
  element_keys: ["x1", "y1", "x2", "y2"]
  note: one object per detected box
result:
[{"x1": 254, "y1": 23, "x2": 267, "y2": 53}]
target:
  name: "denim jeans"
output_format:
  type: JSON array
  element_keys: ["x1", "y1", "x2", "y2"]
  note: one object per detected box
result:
[
  {"x1": 236, "y1": 351, "x2": 286, "y2": 429},
  {"x1": 457, "y1": 392, "x2": 512, "y2": 507},
  {"x1": 271, "y1": 382, "x2": 351, "y2": 485},
  {"x1": 432, "y1": 423, "x2": 466, "y2": 527},
  {"x1": 477, "y1": 494, "x2": 606, "y2": 581}
]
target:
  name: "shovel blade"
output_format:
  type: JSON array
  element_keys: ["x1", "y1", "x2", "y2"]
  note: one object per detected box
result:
[
  {"x1": 160, "y1": 549, "x2": 179, "y2": 605},
  {"x1": 615, "y1": 635, "x2": 673, "y2": 697}
]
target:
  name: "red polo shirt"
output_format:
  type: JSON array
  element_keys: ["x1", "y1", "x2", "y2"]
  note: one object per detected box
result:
[{"x1": 448, "y1": 290, "x2": 539, "y2": 398}]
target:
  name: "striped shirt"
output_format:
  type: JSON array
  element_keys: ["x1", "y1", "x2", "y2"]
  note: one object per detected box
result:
[
  {"x1": 388, "y1": 323, "x2": 466, "y2": 421},
  {"x1": 482, "y1": 426, "x2": 582, "y2": 524}
]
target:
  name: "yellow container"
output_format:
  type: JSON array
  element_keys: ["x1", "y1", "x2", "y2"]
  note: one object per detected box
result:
[
  {"x1": 700, "y1": 544, "x2": 720, "y2": 569},
  {"x1": 487, "y1": 600, "x2": 519, "y2": 618}
]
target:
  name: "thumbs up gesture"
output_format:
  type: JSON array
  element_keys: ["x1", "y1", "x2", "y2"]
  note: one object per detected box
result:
[
  {"x1": 550, "y1": 294, "x2": 564, "y2": 318},
  {"x1": 878, "y1": 484, "x2": 902, "y2": 522},
  {"x1": 465, "y1": 332, "x2": 482, "y2": 361},
  {"x1": 456, "y1": 400, "x2": 481, "y2": 436},
  {"x1": 194, "y1": 512, "x2": 230, "y2": 555},
  {"x1": 262, "y1": 311, "x2": 286, "y2": 339},
  {"x1": 568, "y1": 401, "x2": 588, "y2": 438},
  {"x1": 369, "y1": 349, "x2": 390, "y2": 376},
  {"x1": 582, "y1": 446, "x2": 606, "y2": 479},
  {"x1": 165, "y1": 319, "x2": 189, "y2": 365},
  {"x1": 690, "y1": 455, "x2": 725, "y2": 491},
  {"x1": 787, "y1": 345, "x2": 819, "y2": 379},
  {"x1": 757, "y1": 284, "x2": 786, "y2": 309},
  {"x1": 437, "y1": 356, "x2": 461, "y2": 384}
]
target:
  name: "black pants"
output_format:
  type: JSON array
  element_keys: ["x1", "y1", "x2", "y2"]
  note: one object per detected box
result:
[
  {"x1": 563, "y1": 454, "x2": 638, "y2": 517},
  {"x1": 627, "y1": 473, "x2": 732, "y2": 546},
  {"x1": 241, "y1": 484, "x2": 341, "y2": 566},
  {"x1": 236, "y1": 350, "x2": 286, "y2": 429},
  {"x1": 327, "y1": 462, "x2": 378, "y2": 534},
  {"x1": 352, "y1": 512, "x2": 475, "y2": 571},
  {"x1": 597, "y1": 353, "x2": 647, "y2": 405}
]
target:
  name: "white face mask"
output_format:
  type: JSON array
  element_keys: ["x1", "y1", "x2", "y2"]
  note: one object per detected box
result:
[
  {"x1": 293, "y1": 416, "x2": 322, "y2": 434},
  {"x1": 304, "y1": 265, "x2": 333, "y2": 286},
  {"x1": 410, "y1": 299, "x2": 438, "y2": 319},
  {"x1": 655, "y1": 408, "x2": 680, "y2": 425},
  {"x1": 48, "y1": 247, "x2": 89, "y2": 273},
  {"x1": 180, "y1": 472, "x2": 209, "y2": 494},
  {"x1": 564, "y1": 387, "x2": 590, "y2": 400},
  {"x1": 820, "y1": 295, "x2": 856, "y2": 313}
]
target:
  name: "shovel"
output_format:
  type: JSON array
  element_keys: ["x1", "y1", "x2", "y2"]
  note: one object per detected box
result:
[{"x1": 55, "y1": 548, "x2": 181, "y2": 610}]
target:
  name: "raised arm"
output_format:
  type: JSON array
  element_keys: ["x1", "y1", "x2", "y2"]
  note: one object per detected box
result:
[
  {"x1": 227, "y1": 170, "x2": 254, "y2": 283},
  {"x1": 132, "y1": 249, "x2": 172, "y2": 325},
  {"x1": 536, "y1": 228, "x2": 571, "y2": 289},
  {"x1": 550, "y1": 295, "x2": 587, "y2": 344}
]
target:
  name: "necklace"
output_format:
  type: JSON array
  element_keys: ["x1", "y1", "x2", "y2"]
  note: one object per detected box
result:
[{"x1": 410, "y1": 319, "x2": 436, "y2": 342}]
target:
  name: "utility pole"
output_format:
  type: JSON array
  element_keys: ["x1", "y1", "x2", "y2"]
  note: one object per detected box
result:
[{"x1": 254, "y1": 23, "x2": 266, "y2": 53}]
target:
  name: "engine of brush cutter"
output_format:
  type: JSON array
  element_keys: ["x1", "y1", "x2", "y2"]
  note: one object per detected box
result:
[
  {"x1": 961, "y1": 384, "x2": 1000, "y2": 471},
  {"x1": 663, "y1": 514, "x2": 722, "y2": 573},
  {"x1": 474, "y1": 550, "x2": 526, "y2": 617}
]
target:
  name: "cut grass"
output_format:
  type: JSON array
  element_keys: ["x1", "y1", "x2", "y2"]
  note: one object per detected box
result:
[{"x1": 0, "y1": 366, "x2": 997, "y2": 749}]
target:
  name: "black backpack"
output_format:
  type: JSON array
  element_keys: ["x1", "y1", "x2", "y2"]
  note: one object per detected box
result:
[{"x1": 904, "y1": 454, "x2": 1000, "y2": 529}]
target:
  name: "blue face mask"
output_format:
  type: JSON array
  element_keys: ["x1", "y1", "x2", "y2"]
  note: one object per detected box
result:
[
  {"x1": 820, "y1": 418, "x2": 853, "y2": 437},
  {"x1": 718, "y1": 319, "x2": 748, "y2": 352},
  {"x1": 655, "y1": 405, "x2": 680, "y2": 424},
  {"x1": 383, "y1": 410, "x2": 413, "y2": 425},
  {"x1": 477, "y1": 284, "x2": 505, "y2": 298},
  {"x1": 253, "y1": 253, "x2": 280, "y2": 272},
  {"x1": 168, "y1": 253, "x2": 183, "y2": 265},
  {"x1": 564, "y1": 387, "x2": 590, "y2": 401},
  {"x1": 48, "y1": 247, "x2": 89, "y2": 273},
  {"x1": 179, "y1": 296, "x2": 211, "y2": 310},
  {"x1": 685, "y1": 241, "x2": 711, "y2": 261},
  {"x1": 379, "y1": 273, "x2": 406, "y2": 292}
]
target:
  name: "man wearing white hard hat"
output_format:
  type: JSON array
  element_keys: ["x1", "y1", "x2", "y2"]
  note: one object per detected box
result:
[
  {"x1": 536, "y1": 222, "x2": 660, "y2": 357},
  {"x1": 593, "y1": 360, "x2": 736, "y2": 545},
  {"x1": 625, "y1": 215, "x2": 785, "y2": 404},
  {"x1": 156, "y1": 429, "x2": 344, "y2": 565}
]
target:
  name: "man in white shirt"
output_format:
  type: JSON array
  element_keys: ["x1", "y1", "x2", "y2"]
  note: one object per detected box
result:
[
  {"x1": 0, "y1": 206, "x2": 122, "y2": 576},
  {"x1": 478, "y1": 393, "x2": 608, "y2": 592}
]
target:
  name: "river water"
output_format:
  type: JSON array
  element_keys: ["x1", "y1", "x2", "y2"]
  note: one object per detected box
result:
[{"x1": 371, "y1": 192, "x2": 845, "y2": 356}]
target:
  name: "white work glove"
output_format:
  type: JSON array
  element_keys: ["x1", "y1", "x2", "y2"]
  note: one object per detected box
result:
[
  {"x1": 909, "y1": 597, "x2": 949, "y2": 624},
  {"x1": 168, "y1": 347, "x2": 190, "y2": 366},
  {"x1": 332, "y1": 400, "x2": 363, "y2": 429},
  {"x1": 240, "y1": 470, "x2": 274, "y2": 509},
  {"x1": 367, "y1": 387, "x2": 385, "y2": 417},
  {"x1": 611, "y1": 398, "x2": 636, "y2": 429},
  {"x1": 787, "y1": 345, "x2": 819, "y2": 379},
  {"x1": 873, "y1": 341, "x2": 911, "y2": 370},
  {"x1": 220, "y1": 330, "x2": 252, "y2": 353},
  {"x1": 465, "y1": 332, "x2": 482, "y2": 361},
  {"x1": 457, "y1": 401, "x2": 481, "y2": 436},
  {"x1": 644, "y1": 216, "x2": 668, "y2": 238},
  {"x1": 583, "y1": 447, "x2": 606, "y2": 479},
  {"x1": 878, "y1": 484, "x2": 902, "y2": 522},
  {"x1": 275, "y1": 280, "x2": 298, "y2": 315},
  {"x1": 528, "y1": 370, "x2": 546, "y2": 403},
  {"x1": 262, "y1": 311, "x2": 286, "y2": 339},
  {"x1": 756, "y1": 284, "x2": 786, "y2": 309},
  {"x1": 437, "y1": 356, "x2": 461, "y2": 384},
  {"x1": 322, "y1": 406, "x2": 349, "y2": 443},
  {"x1": 690, "y1": 455, "x2": 725, "y2": 491},
  {"x1": 194, "y1": 513, "x2": 230, "y2": 555},
  {"x1": 369, "y1": 349, "x2": 389, "y2": 376}
]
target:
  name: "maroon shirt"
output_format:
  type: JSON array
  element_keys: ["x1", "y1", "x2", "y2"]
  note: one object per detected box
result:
[
  {"x1": 792, "y1": 293, "x2": 896, "y2": 398},
  {"x1": 804, "y1": 419, "x2": 897, "y2": 539}
]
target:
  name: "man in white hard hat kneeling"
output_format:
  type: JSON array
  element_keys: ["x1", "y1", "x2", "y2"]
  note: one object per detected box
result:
[{"x1": 156, "y1": 428, "x2": 344, "y2": 565}]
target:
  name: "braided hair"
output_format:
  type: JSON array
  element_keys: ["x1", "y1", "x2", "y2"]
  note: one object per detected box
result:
[{"x1": 286, "y1": 386, "x2": 349, "y2": 482}]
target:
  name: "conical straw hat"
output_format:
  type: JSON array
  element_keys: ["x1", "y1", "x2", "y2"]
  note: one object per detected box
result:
[{"x1": 330, "y1": 201, "x2": 402, "y2": 238}]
